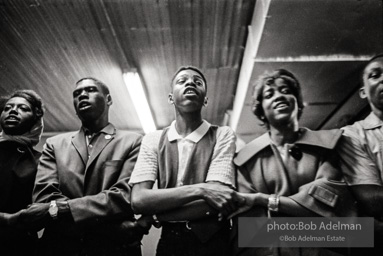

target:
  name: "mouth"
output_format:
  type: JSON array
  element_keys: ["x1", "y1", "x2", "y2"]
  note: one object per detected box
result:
[
  {"x1": 5, "y1": 115, "x2": 20, "y2": 122},
  {"x1": 184, "y1": 87, "x2": 198, "y2": 96},
  {"x1": 78, "y1": 101, "x2": 92, "y2": 111},
  {"x1": 274, "y1": 101, "x2": 289, "y2": 110}
]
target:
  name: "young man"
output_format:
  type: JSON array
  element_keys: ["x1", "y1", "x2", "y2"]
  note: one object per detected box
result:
[
  {"x1": 130, "y1": 66, "x2": 243, "y2": 256},
  {"x1": 338, "y1": 54, "x2": 383, "y2": 254},
  {"x1": 23, "y1": 78, "x2": 150, "y2": 256}
]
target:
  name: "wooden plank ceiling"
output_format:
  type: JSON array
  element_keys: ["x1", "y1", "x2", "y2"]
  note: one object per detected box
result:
[
  {"x1": 1, "y1": 0, "x2": 382, "y2": 145},
  {"x1": 0, "y1": 0, "x2": 255, "y2": 133}
]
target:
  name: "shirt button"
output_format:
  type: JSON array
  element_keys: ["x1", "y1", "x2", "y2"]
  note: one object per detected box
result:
[{"x1": 89, "y1": 144, "x2": 93, "y2": 148}]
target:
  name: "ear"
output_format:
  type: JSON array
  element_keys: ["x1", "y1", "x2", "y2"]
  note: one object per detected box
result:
[
  {"x1": 106, "y1": 94, "x2": 113, "y2": 106},
  {"x1": 359, "y1": 87, "x2": 367, "y2": 99},
  {"x1": 203, "y1": 97, "x2": 208, "y2": 107},
  {"x1": 168, "y1": 93, "x2": 174, "y2": 105},
  {"x1": 251, "y1": 105, "x2": 257, "y2": 115}
]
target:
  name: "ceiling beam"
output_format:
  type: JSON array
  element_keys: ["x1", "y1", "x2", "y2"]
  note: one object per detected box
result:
[{"x1": 229, "y1": 0, "x2": 271, "y2": 131}]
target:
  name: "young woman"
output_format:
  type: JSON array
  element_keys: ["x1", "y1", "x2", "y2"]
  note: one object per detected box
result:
[{"x1": 231, "y1": 69, "x2": 356, "y2": 256}]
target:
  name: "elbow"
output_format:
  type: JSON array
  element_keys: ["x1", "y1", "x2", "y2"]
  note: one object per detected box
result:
[
  {"x1": 130, "y1": 190, "x2": 152, "y2": 215},
  {"x1": 130, "y1": 193, "x2": 145, "y2": 214}
]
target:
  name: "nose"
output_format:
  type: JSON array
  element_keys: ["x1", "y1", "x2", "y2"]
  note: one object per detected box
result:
[
  {"x1": 80, "y1": 89, "x2": 88, "y2": 96},
  {"x1": 9, "y1": 106, "x2": 18, "y2": 113},
  {"x1": 273, "y1": 90, "x2": 286, "y2": 100},
  {"x1": 185, "y1": 77, "x2": 196, "y2": 87},
  {"x1": 78, "y1": 90, "x2": 89, "y2": 100}
]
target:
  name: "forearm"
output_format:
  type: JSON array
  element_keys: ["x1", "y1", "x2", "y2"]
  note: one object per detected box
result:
[
  {"x1": 156, "y1": 199, "x2": 218, "y2": 222},
  {"x1": 279, "y1": 196, "x2": 319, "y2": 217},
  {"x1": 131, "y1": 183, "x2": 204, "y2": 215},
  {"x1": 68, "y1": 188, "x2": 133, "y2": 223}
]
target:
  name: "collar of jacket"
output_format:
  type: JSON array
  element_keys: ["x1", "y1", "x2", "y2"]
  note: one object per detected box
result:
[
  {"x1": 234, "y1": 128, "x2": 342, "y2": 167},
  {"x1": 357, "y1": 112, "x2": 383, "y2": 130}
]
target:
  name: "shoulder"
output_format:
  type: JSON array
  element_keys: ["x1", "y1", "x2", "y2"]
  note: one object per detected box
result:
[
  {"x1": 215, "y1": 125, "x2": 236, "y2": 139},
  {"x1": 234, "y1": 132, "x2": 270, "y2": 167},
  {"x1": 142, "y1": 130, "x2": 163, "y2": 143},
  {"x1": 113, "y1": 129, "x2": 143, "y2": 143},
  {"x1": 140, "y1": 130, "x2": 163, "y2": 150},
  {"x1": 341, "y1": 120, "x2": 367, "y2": 139},
  {"x1": 296, "y1": 128, "x2": 342, "y2": 150},
  {"x1": 45, "y1": 131, "x2": 77, "y2": 144}
]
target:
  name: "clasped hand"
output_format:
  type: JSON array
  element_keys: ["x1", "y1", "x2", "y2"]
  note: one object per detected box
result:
[
  {"x1": 111, "y1": 215, "x2": 153, "y2": 245},
  {"x1": 0, "y1": 203, "x2": 50, "y2": 231},
  {"x1": 198, "y1": 183, "x2": 247, "y2": 220}
]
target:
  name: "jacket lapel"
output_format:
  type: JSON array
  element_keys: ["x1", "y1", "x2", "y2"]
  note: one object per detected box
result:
[{"x1": 71, "y1": 129, "x2": 88, "y2": 166}]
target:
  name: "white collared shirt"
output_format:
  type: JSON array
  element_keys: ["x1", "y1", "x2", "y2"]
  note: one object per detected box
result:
[
  {"x1": 168, "y1": 120, "x2": 210, "y2": 186},
  {"x1": 129, "y1": 120, "x2": 236, "y2": 188}
]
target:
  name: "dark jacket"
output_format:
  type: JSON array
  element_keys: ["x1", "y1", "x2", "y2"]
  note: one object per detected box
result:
[
  {"x1": 33, "y1": 124, "x2": 142, "y2": 256},
  {"x1": 0, "y1": 138, "x2": 40, "y2": 255}
]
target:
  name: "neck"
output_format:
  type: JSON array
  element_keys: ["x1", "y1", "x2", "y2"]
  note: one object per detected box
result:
[
  {"x1": 371, "y1": 106, "x2": 383, "y2": 121},
  {"x1": 174, "y1": 111, "x2": 203, "y2": 137},
  {"x1": 82, "y1": 118, "x2": 109, "y2": 134},
  {"x1": 269, "y1": 121, "x2": 299, "y2": 146}
]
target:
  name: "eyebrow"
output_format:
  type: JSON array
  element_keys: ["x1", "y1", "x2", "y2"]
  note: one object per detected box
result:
[
  {"x1": 177, "y1": 74, "x2": 203, "y2": 80},
  {"x1": 73, "y1": 85, "x2": 98, "y2": 92}
]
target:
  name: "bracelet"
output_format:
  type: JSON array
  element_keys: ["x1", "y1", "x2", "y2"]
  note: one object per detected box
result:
[{"x1": 268, "y1": 194, "x2": 280, "y2": 212}]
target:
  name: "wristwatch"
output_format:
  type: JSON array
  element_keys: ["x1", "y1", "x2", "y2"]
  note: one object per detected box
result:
[
  {"x1": 49, "y1": 200, "x2": 58, "y2": 220},
  {"x1": 152, "y1": 214, "x2": 161, "y2": 228}
]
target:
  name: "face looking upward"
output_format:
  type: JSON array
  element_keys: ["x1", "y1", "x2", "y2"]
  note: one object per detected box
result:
[
  {"x1": 260, "y1": 77, "x2": 299, "y2": 127},
  {"x1": 73, "y1": 79, "x2": 112, "y2": 122},
  {"x1": 169, "y1": 69, "x2": 207, "y2": 113},
  {"x1": 360, "y1": 57, "x2": 383, "y2": 113},
  {"x1": 0, "y1": 97, "x2": 35, "y2": 135}
]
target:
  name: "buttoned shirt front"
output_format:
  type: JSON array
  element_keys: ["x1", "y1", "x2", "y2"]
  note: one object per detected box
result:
[{"x1": 83, "y1": 123, "x2": 114, "y2": 162}]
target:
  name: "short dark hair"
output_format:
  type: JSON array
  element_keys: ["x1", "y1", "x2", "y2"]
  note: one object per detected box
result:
[
  {"x1": 252, "y1": 69, "x2": 304, "y2": 124},
  {"x1": 76, "y1": 77, "x2": 110, "y2": 95},
  {"x1": 362, "y1": 54, "x2": 383, "y2": 85},
  {"x1": 170, "y1": 66, "x2": 207, "y2": 89},
  {"x1": 365, "y1": 54, "x2": 383, "y2": 68},
  {"x1": 0, "y1": 89, "x2": 45, "y2": 119}
]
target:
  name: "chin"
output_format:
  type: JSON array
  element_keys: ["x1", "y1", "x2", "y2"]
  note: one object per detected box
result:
[{"x1": 2, "y1": 127, "x2": 24, "y2": 135}]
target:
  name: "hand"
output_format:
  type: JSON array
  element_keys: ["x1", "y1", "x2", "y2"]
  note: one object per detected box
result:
[
  {"x1": 115, "y1": 216, "x2": 153, "y2": 245},
  {"x1": 18, "y1": 203, "x2": 50, "y2": 231},
  {"x1": 198, "y1": 183, "x2": 244, "y2": 218},
  {"x1": 135, "y1": 215, "x2": 153, "y2": 234},
  {"x1": 0, "y1": 210, "x2": 24, "y2": 228},
  {"x1": 226, "y1": 193, "x2": 258, "y2": 219}
]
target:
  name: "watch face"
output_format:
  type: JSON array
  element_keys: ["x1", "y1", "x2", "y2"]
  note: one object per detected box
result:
[{"x1": 49, "y1": 202, "x2": 58, "y2": 217}]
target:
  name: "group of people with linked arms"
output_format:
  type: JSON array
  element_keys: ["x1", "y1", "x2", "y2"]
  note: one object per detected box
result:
[{"x1": 1, "y1": 55, "x2": 383, "y2": 256}]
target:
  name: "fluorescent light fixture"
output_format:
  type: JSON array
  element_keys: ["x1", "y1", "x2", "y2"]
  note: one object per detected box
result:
[{"x1": 123, "y1": 72, "x2": 156, "y2": 134}]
